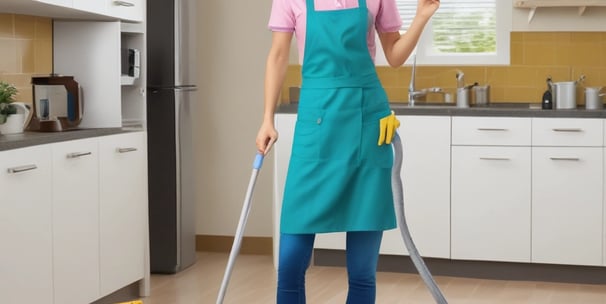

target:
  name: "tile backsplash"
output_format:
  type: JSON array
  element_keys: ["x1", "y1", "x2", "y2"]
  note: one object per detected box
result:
[
  {"x1": 281, "y1": 32, "x2": 606, "y2": 105},
  {"x1": 0, "y1": 14, "x2": 53, "y2": 105}
]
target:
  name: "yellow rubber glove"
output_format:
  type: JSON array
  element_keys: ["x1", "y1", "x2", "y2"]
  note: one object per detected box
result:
[{"x1": 378, "y1": 111, "x2": 400, "y2": 146}]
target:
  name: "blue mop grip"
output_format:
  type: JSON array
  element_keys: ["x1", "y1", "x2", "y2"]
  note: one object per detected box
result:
[{"x1": 253, "y1": 153, "x2": 264, "y2": 169}]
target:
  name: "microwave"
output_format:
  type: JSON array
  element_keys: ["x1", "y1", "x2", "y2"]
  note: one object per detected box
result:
[{"x1": 121, "y1": 48, "x2": 140, "y2": 79}]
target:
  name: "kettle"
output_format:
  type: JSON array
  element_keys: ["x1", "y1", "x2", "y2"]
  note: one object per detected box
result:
[
  {"x1": 28, "y1": 75, "x2": 82, "y2": 132},
  {"x1": 0, "y1": 102, "x2": 32, "y2": 135}
]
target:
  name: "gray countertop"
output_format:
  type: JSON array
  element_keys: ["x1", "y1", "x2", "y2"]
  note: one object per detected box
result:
[
  {"x1": 0, "y1": 128, "x2": 143, "y2": 152},
  {"x1": 277, "y1": 102, "x2": 606, "y2": 118}
]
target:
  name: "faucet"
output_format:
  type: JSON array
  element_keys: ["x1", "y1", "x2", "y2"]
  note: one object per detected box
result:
[
  {"x1": 408, "y1": 54, "x2": 418, "y2": 106},
  {"x1": 408, "y1": 54, "x2": 443, "y2": 106}
]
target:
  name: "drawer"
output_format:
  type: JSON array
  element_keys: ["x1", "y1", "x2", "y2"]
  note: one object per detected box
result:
[
  {"x1": 532, "y1": 118, "x2": 603, "y2": 147},
  {"x1": 452, "y1": 117, "x2": 531, "y2": 146}
]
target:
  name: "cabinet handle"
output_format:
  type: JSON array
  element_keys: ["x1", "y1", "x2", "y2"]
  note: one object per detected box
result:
[
  {"x1": 113, "y1": 0, "x2": 135, "y2": 7},
  {"x1": 549, "y1": 157, "x2": 580, "y2": 161},
  {"x1": 552, "y1": 128, "x2": 582, "y2": 132},
  {"x1": 477, "y1": 128, "x2": 508, "y2": 131},
  {"x1": 66, "y1": 152, "x2": 92, "y2": 159},
  {"x1": 117, "y1": 147, "x2": 138, "y2": 153},
  {"x1": 479, "y1": 157, "x2": 511, "y2": 161},
  {"x1": 7, "y1": 164, "x2": 38, "y2": 174}
]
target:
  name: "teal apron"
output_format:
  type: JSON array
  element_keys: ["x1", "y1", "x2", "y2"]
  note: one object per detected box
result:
[{"x1": 281, "y1": 0, "x2": 396, "y2": 234}]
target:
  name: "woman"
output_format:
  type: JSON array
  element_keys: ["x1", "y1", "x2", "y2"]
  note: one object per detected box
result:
[{"x1": 256, "y1": 0, "x2": 440, "y2": 302}]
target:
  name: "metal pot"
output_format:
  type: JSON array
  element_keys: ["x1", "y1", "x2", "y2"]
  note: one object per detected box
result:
[
  {"x1": 551, "y1": 81, "x2": 577, "y2": 109},
  {"x1": 472, "y1": 85, "x2": 490, "y2": 106},
  {"x1": 585, "y1": 87, "x2": 605, "y2": 110}
]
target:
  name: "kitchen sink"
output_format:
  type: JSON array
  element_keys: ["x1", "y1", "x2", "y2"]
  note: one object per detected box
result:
[{"x1": 390, "y1": 102, "x2": 538, "y2": 109}]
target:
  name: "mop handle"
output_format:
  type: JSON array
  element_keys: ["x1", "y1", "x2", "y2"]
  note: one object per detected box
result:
[{"x1": 217, "y1": 140, "x2": 274, "y2": 304}]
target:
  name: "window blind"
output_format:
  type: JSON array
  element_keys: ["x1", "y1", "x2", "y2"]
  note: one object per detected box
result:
[{"x1": 397, "y1": 0, "x2": 497, "y2": 53}]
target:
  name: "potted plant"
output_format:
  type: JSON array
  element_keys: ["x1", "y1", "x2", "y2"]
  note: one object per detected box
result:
[{"x1": 0, "y1": 81, "x2": 18, "y2": 124}]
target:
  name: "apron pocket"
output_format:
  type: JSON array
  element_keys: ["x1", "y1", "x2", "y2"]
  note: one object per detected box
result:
[{"x1": 292, "y1": 108, "x2": 325, "y2": 160}]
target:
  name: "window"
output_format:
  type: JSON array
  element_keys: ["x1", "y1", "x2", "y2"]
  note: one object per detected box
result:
[{"x1": 381, "y1": 0, "x2": 511, "y2": 65}]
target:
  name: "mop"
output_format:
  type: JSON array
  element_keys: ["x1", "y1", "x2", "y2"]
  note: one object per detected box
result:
[
  {"x1": 216, "y1": 134, "x2": 448, "y2": 303},
  {"x1": 216, "y1": 141, "x2": 273, "y2": 304}
]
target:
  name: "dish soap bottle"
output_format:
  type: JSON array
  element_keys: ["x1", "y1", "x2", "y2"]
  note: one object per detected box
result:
[{"x1": 542, "y1": 77, "x2": 553, "y2": 110}]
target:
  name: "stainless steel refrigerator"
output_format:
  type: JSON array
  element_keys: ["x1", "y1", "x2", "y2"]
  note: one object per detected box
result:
[{"x1": 147, "y1": 0, "x2": 197, "y2": 274}]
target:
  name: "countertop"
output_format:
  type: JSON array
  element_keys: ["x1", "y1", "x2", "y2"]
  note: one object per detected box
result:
[
  {"x1": 0, "y1": 128, "x2": 142, "y2": 152},
  {"x1": 277, "y1": 102, "x2": 606, "y2": 118}
]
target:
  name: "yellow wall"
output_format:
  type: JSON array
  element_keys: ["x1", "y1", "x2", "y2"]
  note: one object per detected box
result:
[
  {"x1": 282, "y1": 32, "x2": 606, "y2": 105},
  {"x1": 0, "y1": 14, "x2": 53, "y2": 105}
]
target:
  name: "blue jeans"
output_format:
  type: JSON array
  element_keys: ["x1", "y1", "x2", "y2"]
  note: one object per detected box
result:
[{"x1": 277, "y1": 231, "x2": 383, "y2": 304}]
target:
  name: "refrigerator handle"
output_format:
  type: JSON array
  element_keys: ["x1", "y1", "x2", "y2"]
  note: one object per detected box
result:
[{"x1": 174, "y1": 90, "x2": 182, "y2": 268}]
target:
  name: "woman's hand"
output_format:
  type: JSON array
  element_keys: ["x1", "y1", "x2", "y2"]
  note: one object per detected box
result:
[
  {"x1": 256, "y1": 120, "x2": 279, "y2": 155},
  {"x1": 417, "y1": 0, "x2": 440, "y2": 19}
]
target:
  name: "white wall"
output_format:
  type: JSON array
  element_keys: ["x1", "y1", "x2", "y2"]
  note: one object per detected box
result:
[{"x1": 195, "y1": 0, "x2": 274, "y2": 237}]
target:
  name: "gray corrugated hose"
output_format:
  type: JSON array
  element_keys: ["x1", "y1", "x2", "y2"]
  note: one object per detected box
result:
[{"x1": 392, "y1": 132, "x2": 448, "y2": 304}]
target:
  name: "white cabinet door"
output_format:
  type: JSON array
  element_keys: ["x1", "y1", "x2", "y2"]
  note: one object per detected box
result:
[
  {"x1": 380, "y1": 116, "x2": 451, "y2": 258},
  {"x1": 451, "y1": 146, "x2": 531, "y2": 262},
  {"x1": 35, "y1": 0, "x2": 72, "y2": 8},
  {"x1": 99, "y1": 132, "x2": 147, "y2": 295},
  {"x1": 73, "y1": 0, "x2": 107, "y2": 15},
  {"x1": 107, "y1": 0, "x2": 144, "y2": 22},
  {"x1": 532, "y1": 147, "x2": 603, "y2": 266},
  {"x1": 0, "y1": 145, "x2": 53, "y2": 304},
  {"x1": 51, "y1": 138, "x2": 100, "y2": 304}
]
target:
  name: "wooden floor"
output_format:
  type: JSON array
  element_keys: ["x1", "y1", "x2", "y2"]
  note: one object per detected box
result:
[{"x1": 141, "y1": 252, "x2": 606, "y2": 304}]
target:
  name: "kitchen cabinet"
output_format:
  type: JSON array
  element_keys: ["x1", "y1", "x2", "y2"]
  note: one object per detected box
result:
[
  {"x1": 108, "y1": 0, "x2": 144, "y2": 22},
  {"x1": 54, "y1": 21, "x2": 122, "y2": 129},
  {"x1": 379, "y1": 115, "x2": 451, "y2": 259},
  {"x1": 451, "y1": 117, "x2": 532, "y2": 263},
  {"x1": 99, "y1": 131, "x2": 148, "y2": 295},
  {"x1": 0, "y1": 0, "x2": 144, "y2": 22},
  {"x1": 531, "y1": 118, "x2": 604, "y2": 266},
  {"x1": 0, "y1": 145, "x2": 53, "y2": 304},
  {"x1": 532, "y1": 147, "x2": 602, "y2": 266},
  {"x1": 451, "y1": 146, "x2": 531, "y2": 262},
  {"x1": 54, "y1": 20, "x2": 147, "y2": 129},
  {"x1": 51, "y1": 138, "x2": 100, "y2": 304},
  {"x1": 0, "y1": 132, "x2": 148, "y2": 304},
  {"x1": 514, "y1": 0, "x2": 606, "y2": 22},
  {"x1": 37, "y1": 0, "x2": 72, "y2": 7}
]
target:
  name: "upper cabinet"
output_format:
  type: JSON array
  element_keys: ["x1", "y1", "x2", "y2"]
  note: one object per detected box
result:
[
  {"x1": 0, "y1": 0, "x2": 144, "y2": 22},
  {"x1": 108, "y1": 0, "x2": 144, "y2": 23},
  {"x1": 514, "y1": 0, "x2": 606, "y2": 23}
]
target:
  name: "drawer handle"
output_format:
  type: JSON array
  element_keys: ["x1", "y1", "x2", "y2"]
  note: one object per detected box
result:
[
  {"x1": 477, "y1": 128, "x2": 508, "y2": 131},
  {"x1": 550, "y1": 157, "x2": 580, "y2": 161},
  {"x1": 114, "y1": 0, "x2": 135, "y2": 7},
  {"x1": 479, "y1": 157, "x2": 511, "y2": 161},
  {"x1": 552, "y1": 128, "x2": 582, "y2": 132},
  {"x1": 7, "y1": 164, "x2": 38, "y2": 174},
  {"x1": 117, "y1": 147, "x2": 138, "y2": 153},
  {"x1": 67, "y1": 152, "x2": 92, "y2": 159}
]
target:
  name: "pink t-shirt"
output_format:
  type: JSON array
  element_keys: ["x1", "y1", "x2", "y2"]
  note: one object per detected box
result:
[{"x1": 268, "y1": 0, "x2": 403, "y2": 63}]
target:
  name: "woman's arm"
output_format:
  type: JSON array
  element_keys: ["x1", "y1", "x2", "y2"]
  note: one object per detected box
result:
[
  {"x1": 256, "y1": 31, "x2": 293, "y2": 154},
  {"x1": 379, "y1": 0, "x2": 440, "y2": 67}
]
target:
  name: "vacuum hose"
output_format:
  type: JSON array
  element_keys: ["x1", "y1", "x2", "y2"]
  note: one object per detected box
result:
[{"x1": 392, "y1": 132, "x2": 448, "y2": 304}]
